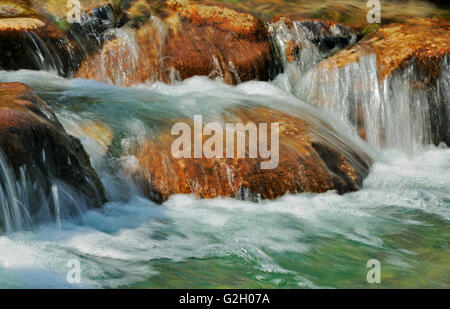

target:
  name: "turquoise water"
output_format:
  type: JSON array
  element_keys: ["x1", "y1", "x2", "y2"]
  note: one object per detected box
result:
[{"x1": 0, "y1": 70, "x2": 449, "y2": 288}]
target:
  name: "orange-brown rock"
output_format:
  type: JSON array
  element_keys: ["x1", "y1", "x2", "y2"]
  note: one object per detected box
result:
[
  {"x1": 76, "y1": 0, "x2": 275, "y2": 86},
  {"x1": 32, "y1": 0, "x2": 118, "y2": 19},
  {"x1": 204, "y1": 0, "x2": 448, "y2": 29},
  {"x1": 128, "y1": 107, "x2": 371, "y2": 203},
  {"x1": 297, "y1": 17, "x2": 450, "y2": 148},
  {"x1": 0, "y1": 1, "x2": 35, "y2": 18},
  {"x1": 167, "y1": 0, "x2": 262, "y2": 37},
  {"x1": 0, "y1": 0, "x2": 116, "y2": 20},
  {"x1": 319, "y1": 18, "x2": 450, "y2": 81},
  {"x1": 0, "y1": 82, "x2": 106, "y2": 213}
]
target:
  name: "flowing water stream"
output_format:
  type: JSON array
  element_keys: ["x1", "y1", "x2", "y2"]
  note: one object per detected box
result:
[
  {"x1": 0, "y1": 0, "x2": 449, "y2": 286},
  {"x1": 0, "y1": 68, "x2": 448, "y2": 288}
]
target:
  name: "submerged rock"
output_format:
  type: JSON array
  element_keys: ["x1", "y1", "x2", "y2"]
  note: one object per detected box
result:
[
  {"x1": 0, "y1": 82, "x2": 105, "y2": 233},
  {"x1": 76, "y1": 0, "x2": 276, "y2": 86},
  {"x1": 127, "y1": 107, "x2": 371, "y2": 203},
  {"x1": 296, "y1": 18, "x2": 450, "y2": 151},
  {"x1": 77, "y1": 120, "x2": 114, "y2": 152}
]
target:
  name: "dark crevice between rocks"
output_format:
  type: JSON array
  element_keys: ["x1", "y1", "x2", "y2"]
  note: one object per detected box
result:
[{"x1": 311, "y1": 142, "x2": 367, "y2": 194}]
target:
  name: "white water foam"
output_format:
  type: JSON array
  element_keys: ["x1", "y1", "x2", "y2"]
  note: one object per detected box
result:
[
  {"x1": 0, "y1": 143, "x2": 448, "y2": 288},
  {"x1": 0, "y1": 70, "x2": 448, "y2": 288}
]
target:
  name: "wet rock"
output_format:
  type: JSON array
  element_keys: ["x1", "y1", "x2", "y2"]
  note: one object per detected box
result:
[
  {"x1": 0, "y1": 82, "x2": 105, "y2": 232},
  {"x1": 271, "y1": 17, "x2": 357, "y2": 59},
  {"x1": 0, "y1": 0, "x2": 121, "y2": 75},
  {"x1": 203, "y1": 0, "x2": 448, "y2": 30},
  {"x1": 0, "y1": 1, "x2": 68, "y2": 73},
  {"x1": 296, "y1": 18, "x2": 450, "y2": 150},
  {"x1": 318, "y1": 18, "x2": 450, "y2": 81},
  {"x1": 269, "y1": 16, "x2": 357, "y2": 76},
  {"x1": 0, "y1": 1, "x2": 35, "y2": 18},
  {"x1": 76, "y1": 0, "x2": 276, "y2": 86},
  {"x1": 33, "y1": 0, "x2": 122, "y2": 38},
  {"x1": 127, "y1": 107, "x2": 371, "y2": 203},
  {"x1": 32, "y1": 0, "x2": 117, "y2": 19},
  {"x1": 424, "y1": 0, "x2": 450, "y2": 8}
]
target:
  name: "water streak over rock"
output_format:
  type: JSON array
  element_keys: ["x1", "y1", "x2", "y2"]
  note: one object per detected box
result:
[
  {"x1": 293, "y1": 18, "x2": 450, "y2": 151},
  {"x1": 269, "y1": 16, "x2": 357, "y2": 92},
  {"x1": 0, "y1": 82, "x2": 105, "y2": 233},
  {"x1": 76, "y1": 0, "x2": 276, "y2": 86},
  {"x1": 0, "y1": 0, "x2": 121, "y2": 75}
]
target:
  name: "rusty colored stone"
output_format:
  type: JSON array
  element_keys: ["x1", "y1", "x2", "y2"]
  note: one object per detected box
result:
[
  {"x1": 167, "y1": 0, "x2": 265, "y2": 37},
  {"x1": 32, "y1": 0, "x2": 117, "y2": 19},
  {"x1": 0, "y1": 1, "x2": 35, "y2": 18},
  {"x1": 76, "y1": 0, "x2": 275, "y2": 86},
  {"x1": 0, "y1": 82, "x2": 106, "y2": 208},
  {"x1": 0, "y1": 17, "x2": 44, "y2": 31},
  {"x1": 319, "y1": 18, "x2": 450, "y2": 81},
  {"x1": 128, "y1": 107, "x2": 371, "y2": 203},
  {"x1": 203, "y1": 0, "x2": 448, "y2": 29},
  {"x1": 0, "y1": 15, "x2": 70, "y2": 72}
]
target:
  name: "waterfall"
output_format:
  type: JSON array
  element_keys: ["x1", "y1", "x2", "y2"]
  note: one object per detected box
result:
[
  {"x1": 0, "y1": 149, "x2": 34, "y2": 233},
  {"x1": 0, "y1": 2, "x2": 121, "y2": 77},
  {"x1": 51, "y1": 184, "x2": 62, "y2": 229},
  {"x1": 292, "y1": 54, "x2": 450, "y2": 152},
  {"x1": 269, "y1": 18, "x2": 450, "y2": 152},
  {"x1": 76, "y1": 15, "x2": 179, "y2": 86},
  {"x1": 23, "y1": 30, "x2": 59, "y2": 73},
  {"x1": 0, "y1": 149, "x2": 25, "y2": 233},
  {"x1": 100, "y1": 27, "x2": 143, "y2": 87},
  {"x1": 0, "y1": 147, "x2": 90, "y2": 234},
  {"x1": 269, "y1": 18, "x2": 357, "y2": 93}
]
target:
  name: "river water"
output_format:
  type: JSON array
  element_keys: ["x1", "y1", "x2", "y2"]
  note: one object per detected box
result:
[{"x1": 0, "y1": 68, "x2": 448, "y2": 288}]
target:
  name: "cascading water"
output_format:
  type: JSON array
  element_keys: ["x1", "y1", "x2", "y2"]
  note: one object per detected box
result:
[
  {"x1": 23, "y1": 30, "x2": 59, "y2": 73},
  {"x1": 0, "y1": 149, "x2": 31, "y2": 233},
  {"x1": 275, "y1": 49, "x2": 450, "y2": 152},
  {"x1": 0, "y1": 68, "x2": 449, "y2": 288},
  {"x1": 76, "y1": 14, "x2": 184, "y2": 86},
  {"x1": 0, "y1": 145, "x2": 92, "y2": 234},
  {"x1": 90, "y1": 17, "x2": 170, "y2": 87},
  {"x1": 0, "y1": 0, "x2": 449, "y2": 289},
  {"x1": 0, "y1": 2, "x2": 121, "y2": 77},
  {"x1": 440, "y1": 55, "x2": 450, "y2": 132},
  {"x1": 269, "y1": 18, "x2": 357, "y2": 93}
]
